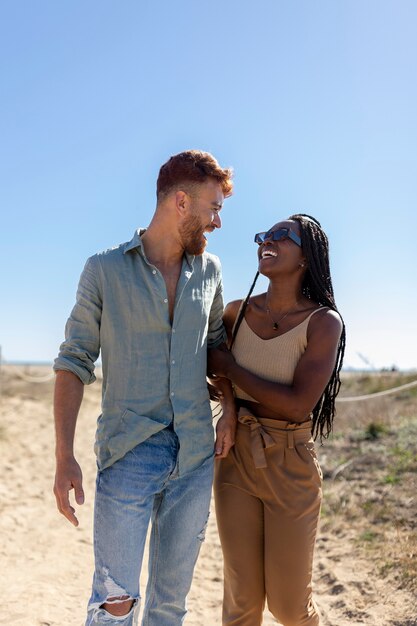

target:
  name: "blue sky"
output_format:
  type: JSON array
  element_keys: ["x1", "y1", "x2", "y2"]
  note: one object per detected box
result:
[{"x1": 1, "y1": 1, "x2": 416, "y2": 369}]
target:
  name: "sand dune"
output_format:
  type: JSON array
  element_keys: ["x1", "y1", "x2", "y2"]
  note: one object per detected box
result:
[{"x1": 1, "y1": 366, "x2": 416, "y2": 625}]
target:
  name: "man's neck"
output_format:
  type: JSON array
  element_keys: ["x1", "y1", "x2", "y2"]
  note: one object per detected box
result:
[{"x1": 141, "y1": 222, "x2": 184, "y2": 269}]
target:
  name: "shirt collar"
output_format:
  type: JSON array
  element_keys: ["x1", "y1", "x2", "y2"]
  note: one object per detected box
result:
[
  {"x1": 123, "y1": 228, "x2": 196, "y2": 268},
  {"x1": 123, "y1": 228, "x2": 146, "y2": 254}
]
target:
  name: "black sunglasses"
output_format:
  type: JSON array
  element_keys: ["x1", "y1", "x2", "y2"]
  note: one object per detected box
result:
[{"x1": 254, "y1": 228, "x2": 302, "y2": 247}]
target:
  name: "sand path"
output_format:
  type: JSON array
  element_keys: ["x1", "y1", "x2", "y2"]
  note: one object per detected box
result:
[{"x1": 1, "y1": 367, "x2": 415, "y2": 625}]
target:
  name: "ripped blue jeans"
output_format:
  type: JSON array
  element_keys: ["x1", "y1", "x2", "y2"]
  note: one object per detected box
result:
[{"x1": 85, "y1": 426, "x2": 214, "y2": 625}]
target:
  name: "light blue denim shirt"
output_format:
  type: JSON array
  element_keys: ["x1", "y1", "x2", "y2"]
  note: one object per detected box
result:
[{"x1": 54, "y1": 229, "x2": 226, "y2": 475}]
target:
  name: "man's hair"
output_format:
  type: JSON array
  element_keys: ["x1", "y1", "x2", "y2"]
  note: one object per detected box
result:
[
  {"x1": 230, "y1": 213, "x2": 346, "y2": 441},
  {"x1": 156, "y1": 150, "x2": 233, "y2": 201}
]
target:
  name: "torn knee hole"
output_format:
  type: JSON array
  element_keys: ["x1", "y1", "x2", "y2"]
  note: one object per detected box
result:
[
  {"x1": 103, "y1": 595, "x2": 131, "y2": 604},
  {"x1": 100, "y1": 567, "x2": 135, "y2": 615},
  {"x1": 101, "y1": 596, "x2": 135, "y2": 617}
]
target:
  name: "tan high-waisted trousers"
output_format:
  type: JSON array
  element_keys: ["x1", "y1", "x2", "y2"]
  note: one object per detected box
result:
[{"x1": 214, "y1": 410, "x2": 322, "y2": 626}]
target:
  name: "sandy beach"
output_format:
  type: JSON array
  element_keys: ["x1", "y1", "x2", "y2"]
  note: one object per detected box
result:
[{"x1": 1, "y1": 365, "x2": 416, "y2": 625}]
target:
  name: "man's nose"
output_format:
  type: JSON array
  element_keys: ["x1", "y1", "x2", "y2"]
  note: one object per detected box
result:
[{"x1": 212, "y1": 212, "x2": 222, "y2": 228}]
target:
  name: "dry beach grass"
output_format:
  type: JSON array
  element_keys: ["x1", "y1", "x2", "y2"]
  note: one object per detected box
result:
[{"x1": 1, "y1": 365, "x2": 416, "y2": 625}]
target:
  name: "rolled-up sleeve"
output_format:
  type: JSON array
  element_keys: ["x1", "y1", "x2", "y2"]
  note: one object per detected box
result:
[
  {"x1": 53, "y1": 256, "x2": 102, "y2": 384},
  {"x1": 207, "y1": 268, "x2": 227, "y2": 349}
]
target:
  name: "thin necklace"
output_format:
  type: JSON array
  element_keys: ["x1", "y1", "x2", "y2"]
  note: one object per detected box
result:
[{"x1": 265, "y1": 296, "x2": 297, "y2": 330}]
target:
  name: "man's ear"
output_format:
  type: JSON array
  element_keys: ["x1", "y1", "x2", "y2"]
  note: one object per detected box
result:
[{"x1": 175, "y1": 190, "x2": 189, "y2": 217}]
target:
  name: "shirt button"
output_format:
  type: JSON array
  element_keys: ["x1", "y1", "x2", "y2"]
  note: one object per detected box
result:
[
  {"x1": 171, "y1": 360, "x2": 175, "y2": 365},
  {"x1": 164, "y1": 298, "x2": 168, "y2": 303},
  {"x1": 172, "y1": 329, "x2": 176, "y2": 333},
  {"x1": 171, "y1": 391, "x2": 175, "y2": 397},
  {"x1": 152, "y1": 269, "x2": 156, "y2": 275}
]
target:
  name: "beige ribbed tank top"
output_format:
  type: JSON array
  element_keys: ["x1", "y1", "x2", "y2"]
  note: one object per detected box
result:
[{"x1": 232, "y1": 308, "x2": 324, "y2": 402}]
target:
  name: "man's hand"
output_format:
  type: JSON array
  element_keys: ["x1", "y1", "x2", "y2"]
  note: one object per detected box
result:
[
  {"x1": 215, "y1": 409, "x2": 237, "y2": 458},
  {"x1": 53, "y1": 456, "x2": 85, "y2": 527}
]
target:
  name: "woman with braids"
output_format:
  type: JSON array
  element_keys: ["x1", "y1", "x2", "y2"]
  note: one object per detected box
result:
[{"x1": 208, "y1": 214, "x2": 345, "y2": 626}]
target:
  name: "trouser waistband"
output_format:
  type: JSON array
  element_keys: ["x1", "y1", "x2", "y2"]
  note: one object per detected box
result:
[{"x1": 235, "y1": 400, "x2": 312, "y2": 469}]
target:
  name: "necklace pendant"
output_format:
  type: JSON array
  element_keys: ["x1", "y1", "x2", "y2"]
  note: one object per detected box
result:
[{"x1": 273, "y1": 322, "x2": 279, "y2": 330}]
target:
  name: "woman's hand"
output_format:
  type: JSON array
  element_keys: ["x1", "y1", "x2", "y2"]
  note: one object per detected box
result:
[{"x1": 208, "y1": 345, "x2": 236, "y2": 379}]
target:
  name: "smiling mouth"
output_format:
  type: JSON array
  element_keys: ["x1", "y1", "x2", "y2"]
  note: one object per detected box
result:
[{"x1": 261, "y1": 250, "x2": 277, "y2": 259}]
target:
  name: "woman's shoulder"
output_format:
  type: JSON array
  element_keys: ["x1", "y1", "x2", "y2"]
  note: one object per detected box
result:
[
  {"x1": 223, "y1": 299, "x2": 244, "y2": 328},
  {"x1": 224, "y1": 293, "x2": 264, "y2": 319},
  {"x1": 307, "y1": 307, "x2": 343, "y2": 338}
]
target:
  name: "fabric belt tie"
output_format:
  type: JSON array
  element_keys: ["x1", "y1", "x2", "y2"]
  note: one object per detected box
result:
[{"x1": 237, "y1": 413, "x2": 276, "y2": 469}]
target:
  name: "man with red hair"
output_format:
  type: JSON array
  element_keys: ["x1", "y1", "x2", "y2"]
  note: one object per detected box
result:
[{"x1": 53, "y1": 150, "x2": 236, "y2": 625}]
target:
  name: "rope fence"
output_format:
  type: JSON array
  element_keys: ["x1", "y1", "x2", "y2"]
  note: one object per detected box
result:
[
  {"x1": 7, "y1": 365, "x2": 415, "y2": 402},
  {"x1": 14, "y1": 369, "x2": 55, "y2": 383},
  {"x1": 336, "y1": 379, "x2": 417, "y2": 402},
  {"x1": 0, "y1": 347, "x2": 416, "y2": 402}
]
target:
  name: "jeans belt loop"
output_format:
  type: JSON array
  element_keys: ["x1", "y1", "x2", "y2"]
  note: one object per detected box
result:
[{"x1": 287, "y1": 429, "x2": 294, "y2": 449}]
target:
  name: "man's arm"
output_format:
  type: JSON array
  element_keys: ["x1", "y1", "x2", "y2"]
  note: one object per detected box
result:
[
  {"x1": 53, "y1": 256, "x2": 102, "y2": 526},
  {"x1": 206, "y1": 262, "x2": 236, "y2": 457},
  {"x1": 206, "y1": 260, "x2": 228, "y2": 349},
  {"x1": 210, "y1": 373, "x2": 237, "y2": 458},
  {"x1": 54, "y1": 256, "x2": 102, "y2": 384},
  {"x1": 53, "y1": 370, "x2": 85, "y2": 527}
]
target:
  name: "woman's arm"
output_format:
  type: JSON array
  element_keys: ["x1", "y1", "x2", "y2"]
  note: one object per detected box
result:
[{"x1": 208, "y1": 309, "x2": 343, "y2": 422}]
